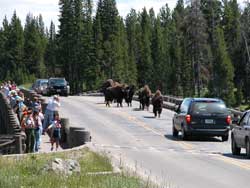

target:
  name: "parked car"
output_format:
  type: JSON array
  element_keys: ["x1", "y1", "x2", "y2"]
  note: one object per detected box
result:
[
  {"x1": 172, "y1": 98, "x2": 231, "y2": 141},
  {"x1": 231, "y1": 111, "x2": 250, "y2": 158},
  {"x1": 47, "y1": 78, "x2": 70, "y2": 96},
  {"x1": 32, "y1": 79, "x2": 48, "y2": 95}
]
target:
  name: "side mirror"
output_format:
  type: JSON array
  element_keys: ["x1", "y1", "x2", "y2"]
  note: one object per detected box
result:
[{"x1": 175, "y1": 105, "x2": 180, "y2": 113}]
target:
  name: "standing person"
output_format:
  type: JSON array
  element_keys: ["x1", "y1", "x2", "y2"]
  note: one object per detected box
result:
[
  {"x1": 24, "y1": 109, "x2": 36, "y2": 153},
  {"x1": 152, "y1": 90, "x2": 164, "y2": 118},
  {"x1": 47, "y1": 113, "x2": 61, "y2": 151},
  {"x1": 43, "y1": 95, "x2": 60, "y2": 131},
  {"x1": 33, "y1": 110, "x2": 42, "y2": 152},
  {"x1": 32, "y1": 97, "x2": 41, "y2": 111}
]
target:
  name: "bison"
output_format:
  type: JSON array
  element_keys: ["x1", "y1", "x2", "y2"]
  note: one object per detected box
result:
[
  {"x1": 152, "y1": 90, "x2": 163, "y2": 118},
  {"x1": 100, "y1": 79, "x2": 114, "y2": 94},
  {"x1": 124, "y1": 85, "x2": 136, "y2": 107},
  {"x1": 138, "y1": 85, "x2": 152, "y2": 110},
  {"x1": 105, "y1": 84, "x2": 126, "y2": 107}
]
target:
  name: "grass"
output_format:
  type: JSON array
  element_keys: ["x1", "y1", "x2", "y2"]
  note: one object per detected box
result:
[
  {"x1": 19, "y1": 83, "x2": 33, "y2": 90},
  {"x1": 0, "y1": 148, "x2": 156, "y2": 188}
]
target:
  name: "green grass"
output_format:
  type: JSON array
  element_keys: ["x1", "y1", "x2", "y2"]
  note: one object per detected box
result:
[
  {"x1": 19, "y1": 83, "x2": 33, "y2": 90},
  {"x1": 0, "y1": 148, "x2": 155, "y2": 188}
]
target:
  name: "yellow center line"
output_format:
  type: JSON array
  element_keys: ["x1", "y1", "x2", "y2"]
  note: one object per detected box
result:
[
  {"x1": 92, "y1": 100, "x2": 250, "y2": 171},
  {"x1": 109, "y1": 108, "x2": 194, "y2": 151},
  {"x1": 214, "y1": 154, "x2": 250, "y2": 170}
]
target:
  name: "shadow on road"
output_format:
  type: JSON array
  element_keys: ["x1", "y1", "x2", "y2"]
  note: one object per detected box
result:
[
  {"x1": 133, "y1": 108, "x2": 142, "y2": 111},
  {"x1": 222, "y1": 153, "x2": 249, "y2": 160},
  {"x1": 143, "y1": 116, "x2": 156, "y2": 119},
  {"x1": 96, "y1": 102, "x2": 105, "y2": 105},
  {"x1": 164, "y1": 134, "x2": 222, "y2": 142}
]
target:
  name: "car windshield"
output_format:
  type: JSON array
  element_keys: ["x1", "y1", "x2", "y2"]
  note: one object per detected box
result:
[
  {"x1": 191, "y1": 102, "x2": 228, "y2": 115},
  {"x1": 50, "y1": 79, "x2": 66, "y2": 85}
]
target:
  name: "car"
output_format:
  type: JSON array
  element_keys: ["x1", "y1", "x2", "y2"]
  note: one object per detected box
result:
[
  {"x1": 231, "y1": 111, "x2": 250, "y2": 158},
  {"x1": 47, "y1": 77, "x2": 70, "y2": 96},
  {"x1": 32, "y1": 79, "x2": 48, "y2": 95},
  {"x1": 172, "y1": 98, "x2": 231, "y2": 141}
]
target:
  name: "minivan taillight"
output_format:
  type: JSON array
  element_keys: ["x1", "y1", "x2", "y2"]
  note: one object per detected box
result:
[
  {"x1": 186, "y1": 115, "x2": 191, "y2": 125},
  {"x1": 226, "y1": 115, "x2": 231, "y2": 125}
]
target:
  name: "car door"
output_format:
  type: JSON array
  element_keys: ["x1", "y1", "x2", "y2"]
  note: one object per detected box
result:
[
  {"x1": 243, "y1": 113, "x2": 250, "y2": 147},
  {"x1": 236, "y1": 112, "x2": 250, "y2": 147},
  {"x1": 175, "y1": 99, "x2": 191, "y2": 130}
]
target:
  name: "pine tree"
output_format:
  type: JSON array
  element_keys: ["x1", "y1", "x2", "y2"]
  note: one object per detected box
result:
[
  {"x1": 151, "y1": 16, "x2": 164, "y2": 92},
  {"x1": 212, "y1": 26, "x2": 235, "y2": 106},
  {"x1": 83, "y1": 0, "x2": 97, "y2": 90},
  {"x1": 125, "y1": 9, "x2": 139, "y2": 86},
  {"x1": 137, "y1": 8, "x2": 153, "y2": 86},
  {"x1": 24, "y1": 13, "x2": 46, "y2": 78},
  {"x1": 45, "y1": 21, "x2": 57, "y2": 76},
  {"x1": 184, "y1": 0, "x2": 209, "y2": 96},
  {"x1": 240, "y1": 2, "x2": 250, "y2": 103}
]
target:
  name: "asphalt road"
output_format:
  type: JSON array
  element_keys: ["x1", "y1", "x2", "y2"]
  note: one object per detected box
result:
[{"x1": 59, "y1": 96, "x2": 250, "y2": 188}]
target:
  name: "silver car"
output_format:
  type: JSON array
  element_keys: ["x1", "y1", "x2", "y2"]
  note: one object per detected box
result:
[
  {"x1": 32, "y1": 79, "x2": 48, "y2": 95},
  {"x1": 231, "y1": 110, "x2": 250, "y2": 158}
]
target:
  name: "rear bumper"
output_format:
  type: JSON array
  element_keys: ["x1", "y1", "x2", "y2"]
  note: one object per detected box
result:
[
  {"x1": 48, "y1": 89, "x2": 68, "y2": 95},
  {"x1": 185, "y1": 126, "x2": 230, "y2": 136}
]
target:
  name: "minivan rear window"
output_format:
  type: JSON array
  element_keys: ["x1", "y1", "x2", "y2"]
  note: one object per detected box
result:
[{"x1": 190, "y1": 102, "x2": 228, "y2": 115}]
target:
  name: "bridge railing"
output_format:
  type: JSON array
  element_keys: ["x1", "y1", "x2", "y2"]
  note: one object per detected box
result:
[
  {"x1": 81, "y1": 91, "x2": 244, "y2": 123},
  {"x1": 0, "y1": 91, "x2": 25, "y2": 154}
]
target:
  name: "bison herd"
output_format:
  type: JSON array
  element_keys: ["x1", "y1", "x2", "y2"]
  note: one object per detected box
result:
[{"x1": 100, "y1": 79, "x2": 164, "y2": 118}]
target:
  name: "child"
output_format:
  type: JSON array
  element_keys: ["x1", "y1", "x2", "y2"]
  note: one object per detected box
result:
[{"x1": 47, "y1": 113, "x2": 61, "y2": 151}]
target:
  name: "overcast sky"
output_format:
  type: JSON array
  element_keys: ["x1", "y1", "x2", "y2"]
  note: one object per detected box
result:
[{"x1": 0, "y1": 0, "x2": 246, "y2": 30}]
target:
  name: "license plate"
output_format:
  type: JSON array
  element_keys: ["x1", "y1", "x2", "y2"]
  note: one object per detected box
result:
[
  {"x1": 205, "y1": 119, "x2": 214, "y2": 124},
  {"x1": 57, "y1": 89, "x2": 61, "y2": 92}
]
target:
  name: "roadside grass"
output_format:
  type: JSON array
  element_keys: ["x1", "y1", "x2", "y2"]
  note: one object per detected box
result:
[
  {"x1": 19, "y1": 83, "x2": 33, "y2": 90},
  {"x1": 238, "y1": 104, "x2": 250, "y2": 111},
  {"x1": 0, "y1": 148, "x2": 157, "y2": 188}
]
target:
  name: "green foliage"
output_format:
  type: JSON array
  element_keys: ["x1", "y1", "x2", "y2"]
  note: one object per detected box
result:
[
  {"x1": 210, "y1": 27, "x2": 235, "y2": 106},
  {"x1": 2, "y1": 0, "x2": 250, "y2": 106}
]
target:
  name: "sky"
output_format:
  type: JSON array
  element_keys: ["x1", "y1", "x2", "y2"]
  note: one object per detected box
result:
[{"x1": 0, "y1": 0, "x2": 247, "y2": 30}]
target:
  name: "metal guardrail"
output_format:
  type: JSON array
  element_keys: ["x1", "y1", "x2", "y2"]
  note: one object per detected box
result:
[{"x1": 82, "y1": 91, "x2": 244, "y2": 119}]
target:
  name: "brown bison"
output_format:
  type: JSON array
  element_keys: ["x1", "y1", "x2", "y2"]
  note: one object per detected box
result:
[
  {"x1": 100, "y1": 79, "x2": 114, "y2": 94},
  {"x1": 124, "y1": 85, "x2": 136, "y2": 107},
  {"x1": 105, "y1": 84, "x2": 126, "y2": 107},
  {"x1": 152, "y1": 90, "x2": 163, "y2": 118},
  {"x1": 138, "y1": 85, "x2": 152, "y2": 110}
]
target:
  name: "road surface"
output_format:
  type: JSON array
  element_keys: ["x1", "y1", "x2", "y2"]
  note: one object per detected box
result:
[{"x1": 60, "y1": 96, "x2": 250, "y2": 188}]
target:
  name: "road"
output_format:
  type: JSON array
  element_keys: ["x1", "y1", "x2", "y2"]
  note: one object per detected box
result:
[{"x1": 59, "y1": 96, "x2": 250, "y2": 188}]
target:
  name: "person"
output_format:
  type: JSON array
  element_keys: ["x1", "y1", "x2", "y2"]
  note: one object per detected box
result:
[
  {"x1": 33, "y1": 110, "x2": 42, "y2": 152},
  {"x1": 24, "y1": 109, "x2": 36, "y2": 153},
  {"x1": 47, "y1": 113, "x2": 61, "y2": 151},
  {"x1": 152, "y1": 90, "x2": 164, "y2": 118},
  {"x1": 43, "y1": 95, "x2": 60, "y2": 131},
  {"x1": 32, "y1": 97, "x2": 41, "y2": 112}
]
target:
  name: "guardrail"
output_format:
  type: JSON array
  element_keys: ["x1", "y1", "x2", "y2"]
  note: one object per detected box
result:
[
  {"x1": 0, "y1": 91, "x2": 25, "y2": 154},
  {"x1": 81, "y1": 91, "x2": 244, "y2": 120}
]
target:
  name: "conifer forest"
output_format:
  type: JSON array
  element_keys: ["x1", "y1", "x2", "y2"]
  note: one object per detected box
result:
[{"x1": 1, "y1": 0, "x2": 250, "y2": 107}]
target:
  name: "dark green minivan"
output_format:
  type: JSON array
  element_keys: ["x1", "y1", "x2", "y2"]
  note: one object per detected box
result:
[{"x1": 172, "y1": 98, "x2": 231, "y2": 141}]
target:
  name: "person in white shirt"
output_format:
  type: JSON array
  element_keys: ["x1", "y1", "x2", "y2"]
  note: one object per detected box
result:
[{"x1": 42, "y1": 95, "x2": 60, "y2": 131}]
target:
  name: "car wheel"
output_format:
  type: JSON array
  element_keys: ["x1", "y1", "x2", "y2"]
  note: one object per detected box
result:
[
  {"x1": 231, "y1": 135, "x2": 241, "y2": 155},
  {"x1": 181, "y1": 126, "x2": 188, "y2": 140},
  {"x1": 246, "y1": 138, "x2": 250, "y2": 159},
  {"x1": 172, "y1": 124, "x2": 178, "y2": 137},
  {"x1": 222, "y1": 134, "x2": 229, "y2": 142}
]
